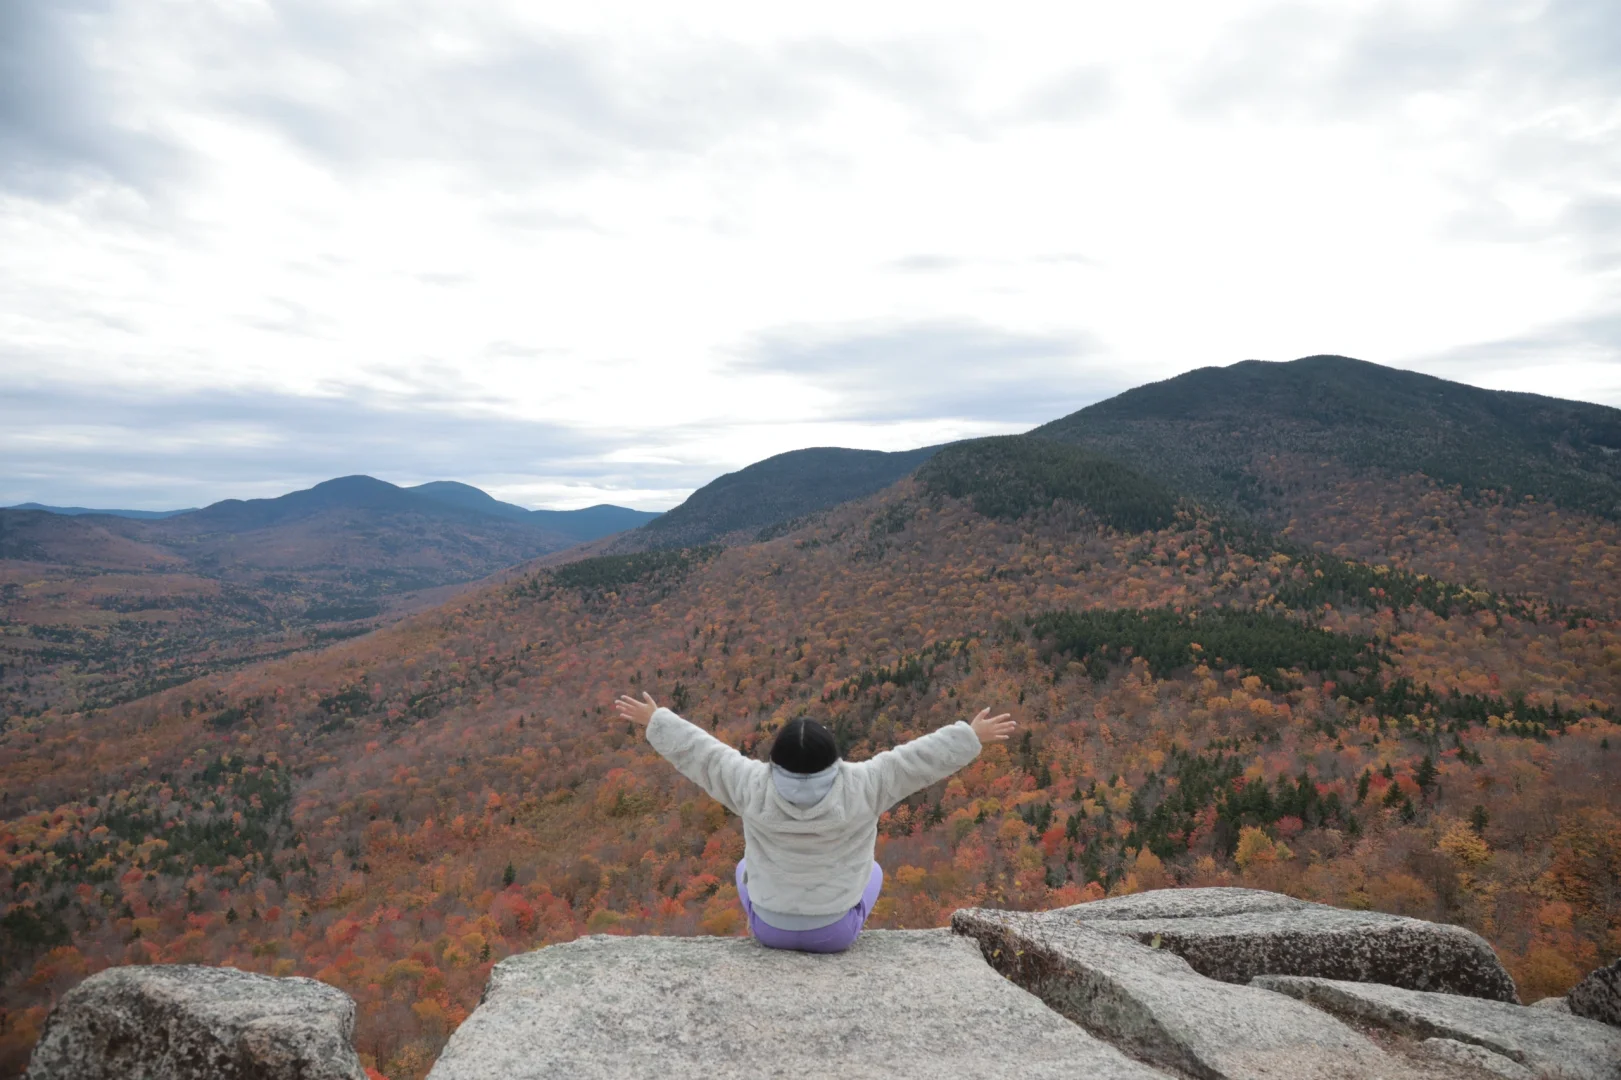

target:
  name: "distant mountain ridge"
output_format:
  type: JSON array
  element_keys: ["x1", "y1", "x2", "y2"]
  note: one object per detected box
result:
[
  {"x1": 2, "y1": 476, "x2": 661, "y2": 599},
  {"x1": 5, "y1": 503, "x2": 196, "y2": 520},
  {"x1": 172, "y1": 475, "x2": 457, "y2": 533},
  {"x1": 10, "y1": 479, "x2": 660, "y2": 542},
  {"x1": 406, "y1": 481, "x2": 660, "y2": 540},
  {"x1": 17, "y1": 357, "x2": 1621, "y2": 568}
]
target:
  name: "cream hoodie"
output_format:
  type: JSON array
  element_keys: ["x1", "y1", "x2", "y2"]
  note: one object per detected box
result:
[{"x1": 645, "y1": 707, "x2": 982, "y2": 918}]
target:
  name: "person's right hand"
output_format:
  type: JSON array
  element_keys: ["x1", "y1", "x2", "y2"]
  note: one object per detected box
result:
[{"x1": 970, "y1": 708, "x2": 1016, "y2": 745}]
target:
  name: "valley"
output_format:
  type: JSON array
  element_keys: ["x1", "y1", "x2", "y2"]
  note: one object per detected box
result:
[{"x1": 0, "y1": 479, "x2": 656, "y2": 725}]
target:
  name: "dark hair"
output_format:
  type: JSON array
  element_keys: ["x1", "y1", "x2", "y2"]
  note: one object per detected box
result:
[{"x1": 769, "y1": 717, "x2": 839, "y2": 774}]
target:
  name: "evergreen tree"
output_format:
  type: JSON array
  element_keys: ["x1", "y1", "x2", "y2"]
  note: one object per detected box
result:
[{"x1": 1415, "y1": 755, "x2": 1437, "y2": 797}]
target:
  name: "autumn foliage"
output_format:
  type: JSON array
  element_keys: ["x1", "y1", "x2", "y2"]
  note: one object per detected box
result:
[{"x1": 3, "y1": 461, "x2": 1621, "y2": 1077}]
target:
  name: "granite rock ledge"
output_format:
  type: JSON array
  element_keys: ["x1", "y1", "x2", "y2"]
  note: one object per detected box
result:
[
  {"x1": 426, "y1": 929, "x2": 1166, "y2": 1080},
  {"x1": 27, "y1": 889, "x2": 1617, "y2": 1080}
]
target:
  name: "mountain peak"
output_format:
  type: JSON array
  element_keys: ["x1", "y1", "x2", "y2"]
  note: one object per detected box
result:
[
  {"x1": 407, "y1": 480, "x2": 535, "y2": 522},
  {"x1": 310, "y1": 474, "x2": 394, "y2": 491},
  {"x1": 304, "y1": 475, "x2": 406, "y2": 505},
  {"x1": 1030, "y1": 354, "x2": 1621, "y2": 519},
  {"x1": 409, "y1": 480, "x2": 500, "y2": 501},
  {"x1": 616, "y1": 444, "x2": 941, "y2": 550}
]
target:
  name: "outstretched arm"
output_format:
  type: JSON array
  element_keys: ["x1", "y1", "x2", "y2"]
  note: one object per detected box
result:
[
  {"x1": 615, "y1": 691, "x2": 764, "y2": 814},
  {"x1": 855, "y1": 707, "x2": 1015, "y2": 814}
]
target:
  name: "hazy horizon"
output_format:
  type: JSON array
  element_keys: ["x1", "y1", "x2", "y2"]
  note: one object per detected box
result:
[
  {"x1": 9, "y1": 349, "x2": 1621, "y2": 514},
  {"x1": 4, "y1": 477, "x2": 666, "y2": 515}
]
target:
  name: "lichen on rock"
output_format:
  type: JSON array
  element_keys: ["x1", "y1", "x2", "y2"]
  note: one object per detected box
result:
[
  {"x1": 26, "y1": 964, "x2": 367, "y2": 1080},
  {"x1": 1569, "y1": 957, "x2": 1620, "y2": 1029}
]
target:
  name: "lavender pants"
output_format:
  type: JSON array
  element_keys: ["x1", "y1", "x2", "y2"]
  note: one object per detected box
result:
[{"x1": 734, "y1": 858, "x2": 884, "y2": 953}]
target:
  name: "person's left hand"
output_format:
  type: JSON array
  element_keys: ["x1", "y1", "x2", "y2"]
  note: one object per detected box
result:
[{"x1": 614, "y1": 691, "x2": 658, "y2": 728}]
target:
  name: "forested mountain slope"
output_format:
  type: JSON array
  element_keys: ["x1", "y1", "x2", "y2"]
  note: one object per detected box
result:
[
  {"x1": 1031, "y1": 355, "x2": 1621, "y2": 611},
  {"x1": 3, "y1": 434, "x2": 1618, "y2": 1078},
  {"x1": 610, "y1": 445, "x2": 942, "y2": 550},
  {"x1": 0, "y1": 511, "x2": 184, "y2": 570}
]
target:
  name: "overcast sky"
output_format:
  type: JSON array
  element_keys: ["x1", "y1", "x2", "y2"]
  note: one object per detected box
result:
[{"x1": 3, "y1": 0, "x2": 1618, "y2": 511}]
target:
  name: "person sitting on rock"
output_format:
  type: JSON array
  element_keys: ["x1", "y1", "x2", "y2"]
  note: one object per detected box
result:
[{"x1": 613, "y1": 690, "x2": 1015, "y2": 954}]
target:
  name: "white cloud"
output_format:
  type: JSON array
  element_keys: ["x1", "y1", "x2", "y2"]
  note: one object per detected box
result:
[
  {"x1": 1, "y1": 0, "x2": 1618, "y2": 510},
  {"x1": 731, "y1": 318, "x2": 1110, "y2": 422}
]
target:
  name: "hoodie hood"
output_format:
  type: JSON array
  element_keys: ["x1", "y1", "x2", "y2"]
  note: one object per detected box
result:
[{"x1": 770, "y1": 762, "x2": 838, "y2": 808}]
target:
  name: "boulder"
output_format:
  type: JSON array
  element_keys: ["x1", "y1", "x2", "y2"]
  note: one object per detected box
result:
[
  {"x1": 427, "y1": 929, "x2": 1170, "y2": 1080},
  {"x1": 951, "y1": 907, "x2": 1414, "y2": 1080},
  {"x1": 1569, "y1": 957, "x2": 1620, "y2": 1029},
  {"x1": 1051, "y1": 887, "x2": 1518, "y2": 1002},
  {"x1": 1530, "y1": 997, "x2": 1572, "y2": 1013},
  {"x1": 1254, "y1": 974, "x2": 1621, "y2": 1080},
  {"x1": 26, "y1": 964, "x2": 366, "y2": 1080}
]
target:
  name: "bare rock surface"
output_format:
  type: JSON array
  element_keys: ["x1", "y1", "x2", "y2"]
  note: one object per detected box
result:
[
  {"x1": 1254, "y1": 974, "x2": 1621, "y2": 1080},
  {"x1": 426, "y1": 928, "x2": 1171, "y2": 1080},
  {"x1": 1422, "y1": 1038, "x2": 1536, "y2": 1080},
  {"x1": 1530, "y1": 997, "x2": 1572, "y2": 1013},
  {"x1": 1049, "y1": 887, "x2": 1518, "y2": 1002},
  {"x1": 1051, "y1": 886, "x2": 1314, "y2": 921},
  {"x1": 951, "y1": 906, "x2": 1413, "y2": 1080},
  {"x1": 1569, "y1": 957, "x2": 1620, "y2": 1028},
  {"x1": 26, "y1": 964, "x2": 366, "y2": 1080}
]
